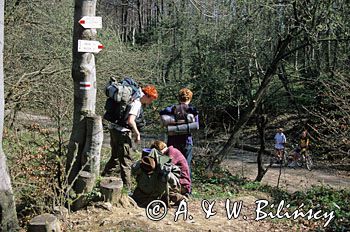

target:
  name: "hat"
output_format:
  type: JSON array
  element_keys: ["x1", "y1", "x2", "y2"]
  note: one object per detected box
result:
[{"x1": 140, "y1": 156, "x2": 156, "y2": 174}]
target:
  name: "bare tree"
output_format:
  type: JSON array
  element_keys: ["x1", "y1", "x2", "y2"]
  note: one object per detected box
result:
[
  {"x1": 0, "y1": 0, "x2": 19, "y2": 230},
  {"x1": 207, "y1": 34, "x2": 294, "y2": 171}
]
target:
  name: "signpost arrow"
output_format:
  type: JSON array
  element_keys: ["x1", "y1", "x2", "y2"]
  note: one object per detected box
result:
[
  {"x1": 78, "y1": 40, "x2": 104, "y2": 53},
  {"x1": 78, "y1": 16, "x2": 102, "y2": 29}
]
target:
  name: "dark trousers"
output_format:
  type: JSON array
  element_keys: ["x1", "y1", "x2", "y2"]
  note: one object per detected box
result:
[{"x1": 102, "y1": 129, "x2": 133, "y2": 188}]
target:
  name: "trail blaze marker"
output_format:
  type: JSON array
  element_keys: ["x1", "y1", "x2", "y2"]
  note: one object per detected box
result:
[
  {"x1": 78, "y1": 40, "x2": 104, "y2": 53},
  {"x1": 79, "y1": 81, "x2": 92, "y2": 90},
  {"x1": 78, "y1": 16, "x2": 102, "y2": 29}
]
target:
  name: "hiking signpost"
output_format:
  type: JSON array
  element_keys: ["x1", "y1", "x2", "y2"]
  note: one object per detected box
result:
[
  {"x1": 67, "y1": 0, "x2": 104, "y2": 211},
  {"x1": 78, "y1": 40, "x2": 104, "y2": 53},
  {"x1": 78, "y1": 16, "x2": 102, "y2": 29},
  {"x1": 77, "y1": 16, "x2": 103, "y2": 53}
]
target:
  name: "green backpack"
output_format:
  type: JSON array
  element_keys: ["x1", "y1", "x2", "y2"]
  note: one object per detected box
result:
[{"x1": 133, "y1": 149, "x2": 180, "y2": 197}]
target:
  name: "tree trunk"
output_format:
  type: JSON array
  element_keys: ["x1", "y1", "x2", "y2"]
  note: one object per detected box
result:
[
  {"x1": 277, "y1": 65, "x2": 302, "y2": 120},
  {"x1": 230, "y1": 0, "x2": 237, "y2": 18},
  {"x1": 81, "y1": 116, "x2": 102, "y2": 176},
  {"x1": 207, "y1": 35, "x2": 293, "y2": 171},
  {"x1": 0, "y1": 1, "x2": 19, "y2": 230},
  {"x1": 255, "y1": 112, "x2": 268, "y2": 182},
  {"x1": 66, "y1": 0, "x2": 102, "y2": 209},
  {"x1": 122, "y1": 0, "x2": 128, "y2": 42},
  {"x1": 137, "y1": 0, "x2": 142, "y2": 34}
]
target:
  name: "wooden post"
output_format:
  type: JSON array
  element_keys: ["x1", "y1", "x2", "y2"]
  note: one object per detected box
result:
[
  {"x1": 28, "y1": 214, "x2": 61, "y2": 232},
  {"x1": 66, "y1": 0, "x2": 102, "y2": 209}
]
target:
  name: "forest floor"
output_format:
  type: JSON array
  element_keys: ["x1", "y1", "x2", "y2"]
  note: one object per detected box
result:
[
  {"x1": 64, "y1": 195, "x2": 315, "y2": 232},
  {"x1": 62, "y1": 154, "x2": 347, "y2": 231},
  {"x1": 62, "y1": 132, "x2": 349, "y2": 232},
  {"x1": 10, "y1": 111, "x2": 349, "y2": 231}
]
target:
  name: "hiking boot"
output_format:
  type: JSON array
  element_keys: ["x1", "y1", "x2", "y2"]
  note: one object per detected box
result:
[
  {"x1": 170, "y1": 193, "x2": 188, "y2": 206},
  {"x1": 184, "y1": 192, "x2": 192, "y2": 199}
]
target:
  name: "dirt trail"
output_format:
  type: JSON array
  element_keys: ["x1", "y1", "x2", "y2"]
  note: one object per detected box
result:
[
  {"x1": 222, "y1": 149, "x2": 350, "y2": 193},
  {"x1": 66, "y1": 196, "x2": 313, "y2": 232},
  {"x1": 104, "y1": 132, "x2": 350, "y2": 193}
]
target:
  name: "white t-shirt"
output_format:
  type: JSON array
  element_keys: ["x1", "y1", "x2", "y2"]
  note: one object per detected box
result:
[
  {"x1": 128, "y1": 99, "x2": 142, "y2": 117},
  {"x1": 128, "y1": 88, "x2": 144, "y2": 117},
  {"x1": 274, "y1": 132, "x2": 286, "y2": 149}
]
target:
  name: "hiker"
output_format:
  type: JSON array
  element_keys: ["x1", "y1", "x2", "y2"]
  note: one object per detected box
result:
[
  {"x1": 131, "y1": 149, "x2": 183, "y2": 207},
  {"x1": 150, "y1": 140, "x2": 191, "y2": 197},
  {"x1": 288, "y1": 129, "x2": 310, "y2": 167},
  {"x1": 274, "y1": 127, "x2": 287, "y2": 162},
  {"x1": 102, "y1": 78, "x2": 158, "y2": 189},
  {"x1": 159, "y1": 88, "x2": 199, "y2": 182}
]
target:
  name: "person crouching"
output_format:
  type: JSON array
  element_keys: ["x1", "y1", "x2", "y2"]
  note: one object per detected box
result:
[{"x1": 151, "y1": 140, "x2": 191, "y2": 197}]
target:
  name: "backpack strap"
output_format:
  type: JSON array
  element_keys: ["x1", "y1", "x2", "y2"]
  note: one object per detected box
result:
[
  {"x1": 172, "y1": 103, "x2": 189, "y2": 122},
  {"x1": 120, "y1": 77, "x2": 141, "y2": 100}
]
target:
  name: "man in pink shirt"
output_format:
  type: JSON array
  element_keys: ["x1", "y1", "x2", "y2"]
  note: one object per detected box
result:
[{"x1": 151, "y1": 140, "x2": 191, "y2": 196}]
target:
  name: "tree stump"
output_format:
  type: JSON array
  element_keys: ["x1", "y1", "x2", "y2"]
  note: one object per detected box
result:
[
  {"x1": 53, "y1": 206, "x2": 69, "y2": 221},
  {"x1": 75, "y1": 171, "x2": 95, "y2": 194},
  {"x1": 72, "y1": 171, "x2": 96, "y2": 211},
  {"x1": 28, "y1": 214, "x2": 61, "y2": 232},
  {"x1": 100, "y1": 177, "x2": 123, "y2": 204}
]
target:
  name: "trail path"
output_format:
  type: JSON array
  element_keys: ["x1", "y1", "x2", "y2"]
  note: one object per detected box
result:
[
  {"x1": 66, "y1": 196, "x2": 316, "y2": 232},
  {"x1": 223, "y1": 149, "x2": 350, "y2": 193},
  {"x1": 103, "y1": 131, "x2": 350, "y2": 193}
]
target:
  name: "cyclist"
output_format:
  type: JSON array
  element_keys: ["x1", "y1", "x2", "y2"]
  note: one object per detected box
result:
[
  {"x1": 288, "y1": 129, "x2": 310, "y2": 167},
  {"x1": 273, "y1": 128, "x2": 287, "y2": 164}
]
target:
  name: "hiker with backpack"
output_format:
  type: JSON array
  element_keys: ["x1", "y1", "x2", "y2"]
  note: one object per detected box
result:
[
  {"x1": 131, "y1": 148, "x2": 184, "y2": 207},
  {"x1": 159, "y1": 88, "x2": 199, "y2": 186},
  {"x1": 102, "y1": 77, "x2": 158, "y2": 189},
  {"x1": 150, "y1": 140, "x2": 191, "y2": 197}
]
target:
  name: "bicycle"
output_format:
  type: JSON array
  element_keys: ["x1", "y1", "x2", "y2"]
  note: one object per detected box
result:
[
  {"x1": 294, "y1": 148, "x2": 314, "y2": 171},
  {"x1": 288, "y1": 149, "x2": 315, "y2": 171},
  {"x1": 270, "y1": 148, "x2": 288, "y2": 167}
]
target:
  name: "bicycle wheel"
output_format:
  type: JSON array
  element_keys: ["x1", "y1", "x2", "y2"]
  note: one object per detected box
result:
[
  {"x1": 282, "y1": 151, "x2": 288, "y2": 167},
  {"x1": 296, "y1": 154, "x2": 303, "y2": 167},
  {"x1": 305, "y1": 155, "x2": 313, "y2": 171}
]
